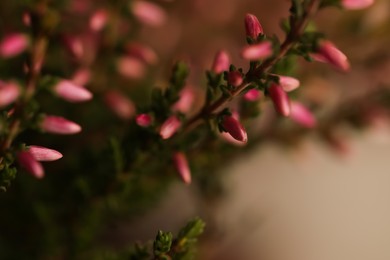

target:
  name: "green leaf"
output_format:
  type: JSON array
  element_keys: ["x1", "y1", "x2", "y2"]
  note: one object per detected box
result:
[{"x1": 153, "y1": 230, "x2": 173, "y2": 256}]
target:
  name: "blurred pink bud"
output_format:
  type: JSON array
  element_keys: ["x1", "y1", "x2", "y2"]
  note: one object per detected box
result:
[
  {"x1": 278, "y1": 75, "x2": 300, "y2": 92},
  {"x1": 23, "y1": 12, "x2": 31, "y2": 26},
  {"x1": 72, "y1": 68, "x2": 91, "y2": 86},
  {"x1": 17, "y1": 151, "x2": 44, "y2": 179},
  {"x1": 221, "y1": 115, "x2": 248, "y2": 143},
  {"x1": 173, "y1": 152, "x2": 191, "y2": 184},
  {"x1": 312, "y1": 40, "x2": 350, "y2": 72},
  {"x1": 54, "y1": 80, "x2": 92, "y2": 103},
  {"x1": 136, "y1": 113, "x2": 153, "y2": 127},
  {"x1": 41, "y1": 115, "x2": 81, "y2": 135},
  {"x1": 243, "y1": 89, "x2": 262, "y2": 101},
  {"x1": 241, "y1": 41, "x2": 273, "y2": 61},
  {"x1": 290, "y1": 101, "x2": 317, "y2": 128},
  {"x1": 63, "y1": 36, "x2": 84, "y2": 59},
  {"x1": 227, "y1": 71, "x2": 243, "y2": 87},
  {"x1": 212, "y1": 50, "x2": 230, "y2": 74},
  {"x1": 104, "y1": 90, "x2": 136, "y2": 120},
  {"x1": 117, "y1": 56, "x2": 146, "y2": 79},
  {"x1": 0, "y1": 81, "x2": 20, "y2": 108},
  {"x1": 90, "y1": 9, "x2": 108, "y2": 32},
  {"x1": 28, "y1": 145, "x2": 63, "y2": 161},
  {"x1": 0, "y1": 33, "x2": 29, "y2": 58},
  {"x1": 160, "y1": 116, "x2": 181, "y2": 139},
  {"x1": 173, "y1": 87, "x2": 195, "y2": 113},
  {"x1": 342, "y1": 0, "x2": 374, "y2": 10},
  {"x1": 126, "y1": 43, "x2": 158, "y2": 65},
  {"x1": 269, "y1": 83, "x2": 290, "y2": 116},
  {"x1": 245, "y1": 13, "x2": 263, "y2": 39},
  {"x1": 131, "y1": 1, "x2": 166, "y2": 27}
]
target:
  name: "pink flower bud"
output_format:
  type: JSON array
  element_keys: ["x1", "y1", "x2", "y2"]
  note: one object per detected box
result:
[
  {"x1": 173, "y1": 87, "x2": 195, "y2": 113},
  {"x1": 244, "y1": 13, "x2": 263, "y2": 39},
  {"x1": 278, "y1": 75, "x2": 300, "y2": 92},
  {"x1": 54, "y1": 80, "x2": 93, "y2": 103},
  {"x1": 23, "y1": 12, "x2": 32, "y2": 27},
  {"x1": 41, "y1": 115, "x2": 82, "y2": 135},
  {"x1": 211, "y1": 50, "x2": 230, "y2": 74},
  {"x1": 268, "y1": 83, "x2": 290, "y2": 116},
  {"x1": 17, "y1": 151, "x2": 44, "y2": 179},
  {"x1": 221, "y1": 115, "x2": 248, "y2": 143},
  {"x1": 244, "y1": 89, "x2": 262, "y2": 102},
  {"x1": 131, "y1": 1, "x2": 166, "y2": 27},
  {"x1": 0, "y1": 33, "x2": 29, "y2": 58},
  {"x1": 104, "y1": 90, "x2": 136, "y2": 120},
  {"x1": 63, "y1": 36, "x2": 84, "y2": 59},
  {"x1": 227, "y1": 71, "x2": 243, "y2": 87},
  {"x1": 28, "y1": 145, "x2": 63, "y2": 161},
  {"x1": 160, "y1": 116, "x2": 181, "y2": 139},
  {"x1": 136, "y1": 113, "x2": 153, "y2": 127},
  {"x1": 173, "y1": 152, "x2": 191, "y2": 184},
  {"x1": 90, "y1": 9, "x2": 108, "y2": 32},
  {"x1": 312, "y1": 40, "x2": 350, "y2": 72},
  {"x1": 0, "y1": 81, "x2": 20, "y2": 108},
  {"x1": 220, "y1": 132, "x2": 247, "y2": 147},
  {"x1": 72, "y1": 68, "x2": 91, "y2": 86},
  {"x1": 126, "y1": 42, "x2": 158, "y2": 65},
  {"x1": 117, "y1": 56, "x2": 146, "y2": 79},
  {"x1": 241, "y1": 41, "x2": 273, "y2": 61},
  {"x1": 342, "y1": 0, "x2": 374, "y2": 10},
  {"x1": 290, "y1": 101, "x2": 317, "y2": 128}
]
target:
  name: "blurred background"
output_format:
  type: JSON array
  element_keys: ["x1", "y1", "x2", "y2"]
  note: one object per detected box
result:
[{"x1": 1, "y1": 0, "x2": 390, "y2": 259}]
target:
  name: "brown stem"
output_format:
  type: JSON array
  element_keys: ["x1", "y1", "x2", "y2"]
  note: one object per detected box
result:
[{"x1": 182, "y1": 0, "x2": 320, "y2": 133}]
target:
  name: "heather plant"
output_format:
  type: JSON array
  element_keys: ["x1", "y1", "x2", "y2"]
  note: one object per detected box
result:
[{"x1": 0, "y1": 0, "x2": 382, "y2": 259}]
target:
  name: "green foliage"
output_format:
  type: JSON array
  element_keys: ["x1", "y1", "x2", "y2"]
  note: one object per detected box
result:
[{"x1": 153, "y1": 230, "x2": 173, "y2": 258}]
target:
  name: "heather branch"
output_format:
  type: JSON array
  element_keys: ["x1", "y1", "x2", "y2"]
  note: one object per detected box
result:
[
  {"x1": 0, "y1": 13, "x2": 48, "y2": 158},
  {"x1": 182, "y1": 0, "x2": 320, "y2": 133}
]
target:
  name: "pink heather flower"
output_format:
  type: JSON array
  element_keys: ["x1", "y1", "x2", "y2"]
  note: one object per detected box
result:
[
  {"x1": 136, "y1": 113, "x2": 153, "y2": 127},
  {"x1": 22, "y1": 12, "x2": 32, "y2": 27},
  {"x1": 0, "y1": 81, "x2": 20, "y2": 108},
  {"x1": 312, "y1": 40, "x2": 350, "y2": 72},
  {"x1": 173, "y1": 87, "x2": 195, "y2": 114},
  {"x1": 0, "y1": 33, "x2": 29, "y2": 58},
  {"x1": 126, "y1": 42, "x2": 158, "y2": 65},
  {"x1": 117, "y1": 56, "x2": 146, "y2": 79},
  {"x1": 220, "y1": 132, "x2": 247, "y2": 147},
  {"x1": 290, "y1": 101, "x2": 317, "y2": 128},
  {"x1": 28, "y1": 145, "x2": 63, "y2": 161},
  {"x1": 160, "y1": 116, "x2": 181, "y2": 139},
  {"x1": 244, "y1": 13, "x2": 263, "y2": 39},
  {"x1": 243, "y1": 89, "x2": 262, "y2": 102},
  {"x1": 90, "y1": 9, "x2": 108, "y2": 32},
  {"x1": 173, "y1": 152, "x2": 191, "y2": 184},
  {"x1": 72, "y1": 68, "x2": 91, "y2": 86},
  {"x1": 104, "y1": 90, "x2": 136, "y2": 120},
  {"x1": 54, "y1": 80, "x2": 93, "y2": 103},
  {"x1": 241, "y1": 41, "x2": 273, "y2": 61},
  {"x1": 131, "y1": 1, "x2": 166, "y2": 27},
  {"x1": 275, "y1": 75, "x2": 300, "y2": 92},
  {"x1": 63, "y1": 36, "x2": 84, "y2": 59},
  {"x1": 17, "y1": 151, "x2": 44, "y2": 179},
  {"x1": 227, "y1": 71, "x2": 243, "y2": 87},
  {"x1": 342, "y1": 0, "x2": 374, "y2": 10},
  {"x1": 221, "y1": 115, "x2": 248, "y2": 143},
  {"x1": 211, "y1": 50, "x2": 230, "y2": 74},
  {"x1": 268, "y1": 83, "x2": 290, "y2": 117},
  {"x1": 41, "y1": 115, "x2": 82, "y2": 135}
]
